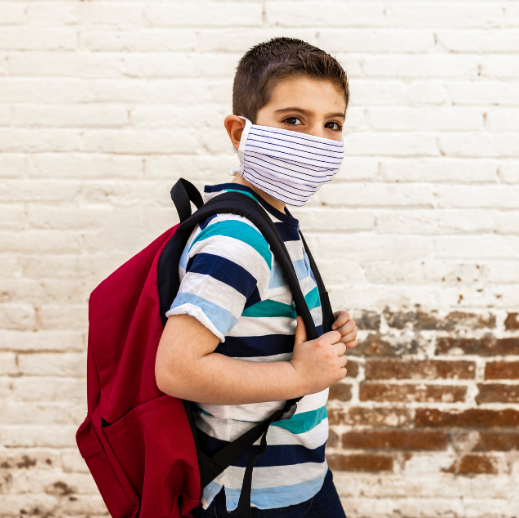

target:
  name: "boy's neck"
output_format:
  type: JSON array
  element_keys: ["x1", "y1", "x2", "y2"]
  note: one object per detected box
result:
[{"x1": 231, "y1": 174, "x2": 287, "y2": 214}]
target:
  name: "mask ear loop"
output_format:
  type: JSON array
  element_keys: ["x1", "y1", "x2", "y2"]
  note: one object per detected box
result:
[{"x1": 228, "y1": 116, "x2": 252, "y2": 177}]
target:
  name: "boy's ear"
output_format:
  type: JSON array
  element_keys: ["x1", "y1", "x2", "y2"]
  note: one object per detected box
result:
[{"x1": 224, "y1": 115, "x2": 246, "y2": 151}]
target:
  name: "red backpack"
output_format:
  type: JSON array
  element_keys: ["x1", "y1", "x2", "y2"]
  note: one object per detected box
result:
[{"x1": 76, "y1": 179, "x2": 334, "y2": 518}]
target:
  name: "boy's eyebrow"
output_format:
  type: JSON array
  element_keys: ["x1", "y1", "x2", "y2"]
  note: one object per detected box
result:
[{"x1": 274, "y1": 107, "x2": 346, "y2": 119}]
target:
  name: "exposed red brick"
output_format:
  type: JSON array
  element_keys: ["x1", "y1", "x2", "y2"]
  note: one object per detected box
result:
[
  {"x1": 349, "y1": 333, "x2": 419, "y2": 357},
  {"x1": 484, "y1": 361, "x2": 519, "y2": 380},
  {"x1": 326, "y1": 453, "x2": 393, "y2": 472},
  {"x1": 435, "y1": 335, "x2": 519, "y2": 356},
  {"x1": 443, "y1": 455, "x2": 497, "y2": 475},
  {"x1": 444, "y1": 311, "x2": 496, "y2": 330},
  {"x1": 473, "y1": 431, "x2": 519, "y2": 452},
  {"x1": 342, "y1": 430, "x2": 448, "y2": 451},
  {"x1": 328, "y1": 407, "x2": 411, "y2": 427},
  {"x1": 354, "y1": 310, "x2": 381, "y2": 331},
  {"x1": 415, "y1": 408, "x2": 519, "y2": 428},
  {"x1": 328, "y1": 383, "x2": 352, "y2": 402},
  {"x1": 345, "y1": 360, "x2": 359, "y2": 378},
  {"x1": 476, "y1": 384, "x2": 519, "y2": 404},
  {"x1": 327, "y1": 429, "x2": 339, "y2": 448},
  {"x1": 383, "y1": 307, "x2": 495, "y2": 331},
  {"x1": 504, "y1": 312, "x2": 519, "y2": 331},
  {"x1": 365, "y1": 360, "x2": 475, "y2": 381},
  {"x1": 360, "y1": 383, "x2": 467, "y2": 403}
]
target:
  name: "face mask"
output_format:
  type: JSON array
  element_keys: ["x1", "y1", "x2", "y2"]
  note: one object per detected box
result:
[{"x1": 229, "y1": 117, "x2": 344, "y2": 207}]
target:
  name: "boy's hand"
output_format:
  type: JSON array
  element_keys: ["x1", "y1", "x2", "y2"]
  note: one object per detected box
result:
[
  {"x1": 290, "y1": 316, "x2": 347, "y2": 395},
  {"x1": 331, "y1": 310, "x2": 358, "y2": 349}
]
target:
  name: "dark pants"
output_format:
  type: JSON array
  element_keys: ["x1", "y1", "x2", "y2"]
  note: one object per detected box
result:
[{"x1": 191, "y1": 469, "x2": 346, "y2": 518}]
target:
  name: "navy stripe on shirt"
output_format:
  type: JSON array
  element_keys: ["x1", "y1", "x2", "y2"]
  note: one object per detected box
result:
[
  {"x1": 216, "y1": 333, "x2": 295, "y2": 358},
  {"x1": 186, "y1": 253, "x2": 258, "y2": 300},
  {"x1": 197, "y1": 428, "x2": 326, "y2": 468}
]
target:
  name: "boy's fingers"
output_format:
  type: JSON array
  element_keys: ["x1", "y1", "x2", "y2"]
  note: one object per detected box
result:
[
  {"x1": 294, "y1": 315, "x2": 307, "y2": 346},
  {"x1": 341, "y1": 330, "x2": 358, "y2": 345},
  {"x1": 331, "y1": 311, "x2": 350, "y2": 330},
  {"x1": 336, "y1": 320, "x2": 356, "y2": 337}
]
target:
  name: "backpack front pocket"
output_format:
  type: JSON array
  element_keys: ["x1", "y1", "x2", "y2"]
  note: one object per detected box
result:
[{"x1": 76, "y1": 413, "x2": 138, "y2": 518}]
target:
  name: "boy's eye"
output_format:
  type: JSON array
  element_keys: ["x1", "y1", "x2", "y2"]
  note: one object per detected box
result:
[
  {"x1": 325, "y1": 121, "x2": 342, "y2": 132},
  {"x1": 283, "y1": 117, "x2": 302, "y2": 126}
]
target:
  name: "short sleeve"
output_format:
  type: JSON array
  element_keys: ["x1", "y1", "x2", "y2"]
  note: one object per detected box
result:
[{"x1": 166, "y1": 215, "x2": 272, "y2": 341}]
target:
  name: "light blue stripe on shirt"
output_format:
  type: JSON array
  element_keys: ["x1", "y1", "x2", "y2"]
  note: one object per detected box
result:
[
  {"x1": 223, "y1": 470, "x2": 328, "y2": 511},
  {"x1": 169, "y1": 292, "x2": 238, "y2": 336},
  {"x1": 269, "y1": 260, "x2": 309, "y2": 289}
]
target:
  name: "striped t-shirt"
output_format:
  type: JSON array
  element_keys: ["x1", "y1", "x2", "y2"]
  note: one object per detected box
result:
[{"x1": 167, "y1": 183, "x2": 329, "y2": 511}]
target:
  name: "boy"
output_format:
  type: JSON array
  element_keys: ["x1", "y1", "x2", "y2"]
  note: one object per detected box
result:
[{"x1": 156, "y1": 38, "x2": 358, "y2": 517}]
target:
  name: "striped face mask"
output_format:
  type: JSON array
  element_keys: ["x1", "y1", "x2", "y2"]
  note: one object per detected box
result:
[{"x1": 230, "y1": 117, "x2": 344, "y2": 207}]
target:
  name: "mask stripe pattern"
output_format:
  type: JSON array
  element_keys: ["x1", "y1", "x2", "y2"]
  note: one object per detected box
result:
[{"x1": 237, "y1": 118, "x2": 344, "y2": 207}]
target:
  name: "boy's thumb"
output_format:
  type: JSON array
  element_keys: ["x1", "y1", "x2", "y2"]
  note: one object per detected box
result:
[{"x1": 294, "y1": 315, "x2": 307, "y2": 346}]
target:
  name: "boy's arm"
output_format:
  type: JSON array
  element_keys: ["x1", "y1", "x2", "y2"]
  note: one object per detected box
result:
[{"x1": 155, "y1": 313, "x2": 346, "y2": 405}]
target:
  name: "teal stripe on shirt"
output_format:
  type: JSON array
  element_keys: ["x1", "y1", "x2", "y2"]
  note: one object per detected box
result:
[
  {"x1": 190, "y1": 220, "x2": 272, "y2": 268},
  {"x1": 271, "y1": 406, "x2": 327, "y2": 434}
]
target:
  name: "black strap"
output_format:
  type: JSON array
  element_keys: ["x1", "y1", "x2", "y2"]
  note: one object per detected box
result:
[
  {"x1": 170, "y1": 178, "x2": 204, "y2": 223},
  {"x1": 299, "y1": 231, "x2": 335, "y2": 334}
]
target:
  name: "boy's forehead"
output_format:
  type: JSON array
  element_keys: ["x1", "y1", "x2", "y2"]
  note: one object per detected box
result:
[{"x1": 268, "y1": 75, "x2": 346, "y2": 115}]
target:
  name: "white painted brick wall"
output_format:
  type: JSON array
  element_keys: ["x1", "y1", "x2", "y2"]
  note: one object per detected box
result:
[{"x1": 1, "y1": 1, "x2": 518, "y2": 517}]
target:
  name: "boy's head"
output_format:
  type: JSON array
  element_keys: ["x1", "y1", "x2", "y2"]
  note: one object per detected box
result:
[{"x1": 226, "y1": 38, "x2": 349, "y2": 145}]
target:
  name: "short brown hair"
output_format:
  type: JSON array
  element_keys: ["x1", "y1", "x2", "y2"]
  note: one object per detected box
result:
[{"x1": 233, "y1": 37, "x2": 349, "y2": 123}]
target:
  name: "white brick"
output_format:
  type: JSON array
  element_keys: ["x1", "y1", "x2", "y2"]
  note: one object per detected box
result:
[
  {"x1": 120, "y1": 52, "x2": 240, "y2": 79},
  {"x1": 81, "y1": 129, "x2": 198, "y2": 154},
  {"x1": 0, "y1": 180, "x2": 79, "y2": 203},
  {"x1": 499, "y1": 162, "x2": 519, "y2": 184},
  {"x1": 485, "y1": 108, "x2": 519, "y2": 131},
  {"x1": 361, "y1": 55, "x2": 480, "y2": 79},
  {"x1": 0, "y1": 304, "x2": 37, "y2": 332},
  {"x1": 18, "y1": 353, "x2": 86, "y2": 377},
  {"x1": 0, "y1": 3, "x2": 27, "y2": 25},
  {"x1": 335, "y1": 158, "x2": 379, "y2": 182},
  {"x1": 79, "y1": 28, "x2": 197, "y2": 52},
  {"x1": 437, "y1": 29, "x2": 519, "y2": 53},
  {"x1": 0, "y1": 352, "x2": 17, "y2": 375},
  {"x1": 438, "y1": 134, "x2": 519, "y2": 158},
  {"x1": 144, "y1": 154, "x2": 236, "y2": 180},
  {"x1": 481, "y1": 55, "x2": 519, "y2": 80},
  {"x1": 266, "y1": 3, "x2": 386, "y2": 28},
  {"x1": 0, "y1": 401, "x2": 85, "y2": 425},
  {"x1": 0, "y1": 78, "x2": 93, "y2": 103},
  {"x1": 26, "y1": 2, "x2": 143, "y2": 27},
  {"x1": 436, "y1": 236, "x2": 519, "y2": 259},
  {"x1": 435, "y1": 185, "x2": 519, "y2": 209},
  {"x1": 376, "y1": 209, "x2": 499, "y2": 235},
  {"x1": 0, "y1": 28, "x2": 76, "y2": 51},
  {"x1": 0, "y1": 103, "x2": 11, "y2": 126},
  {"x1": 0, "y1": 494, "x2": 57, "y2": 516},
  {"x1": 381, "y1": 159, "x2": 498, "y2": 183},
  {"x1": 12, "y1": 104, "x2": 128, "y2": 128},
  {"x1": 0, "y1": 205, "x2": 25, "y2": 230},
  {"x1": 145, "y1": 3, "x2": 262, "y2": 28},
  {"x1": 447, "y1": 81, "x2": 519, "y2": 106},
  {"x1": 0, "y1": 230, "x2": 82, "y2": 254},
  {"x1": 0, "y1": 330, "x2": 85, "y2": 353},
  {"x1": 350, "y1": 80, "x2": 448, "y2": 107},
  {"x1": 318, "y1": 29, "x2": 435, "y2": 53},
  {"x1": 0, "y1": 424, "x2": 78, "y2": 447},
  {"x1": 29, "y1": 153, "x2": 142, "y2": 179},
  {"x1": 0, "y1": 128, "x2": 83, "y2": 153},
  {"x1": 0, "y1": 256, "x2": 20, "y2": 277},
  {"x1": 367, "y1": 108, "x2": 483, "y2": 131},
  {"x1": 386, "y1": 4, "x2": 504, "y2": 29},
  {"x1": 196, "y1": 28, "x2": 319, "y2": 53},
  {"x1": 344, "y1": 133, "x2": 439, "y2": 157},
  {"x1": 38, "y1": 304, "x2": 88, "y2": 331},
  {"x1": 27, "y1": 206, "x2": 111, "y2": 230},
  {"x1": 12, "y1": 377, "x2": 85, "y2": 402},
  {"x1": 7, "y1": 52, "x2": 127, "y2": 79},
  {"x1": 0, "y1": 154, "x2": 26, "y2": 178},
  {"x1": 318, "y1": 182, "x2": 435, "y2": 208}
]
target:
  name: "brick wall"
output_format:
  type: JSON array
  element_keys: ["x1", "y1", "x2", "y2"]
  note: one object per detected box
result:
[{"x1": 0, "y1": 1, "x2": 518, "y2": 517}]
